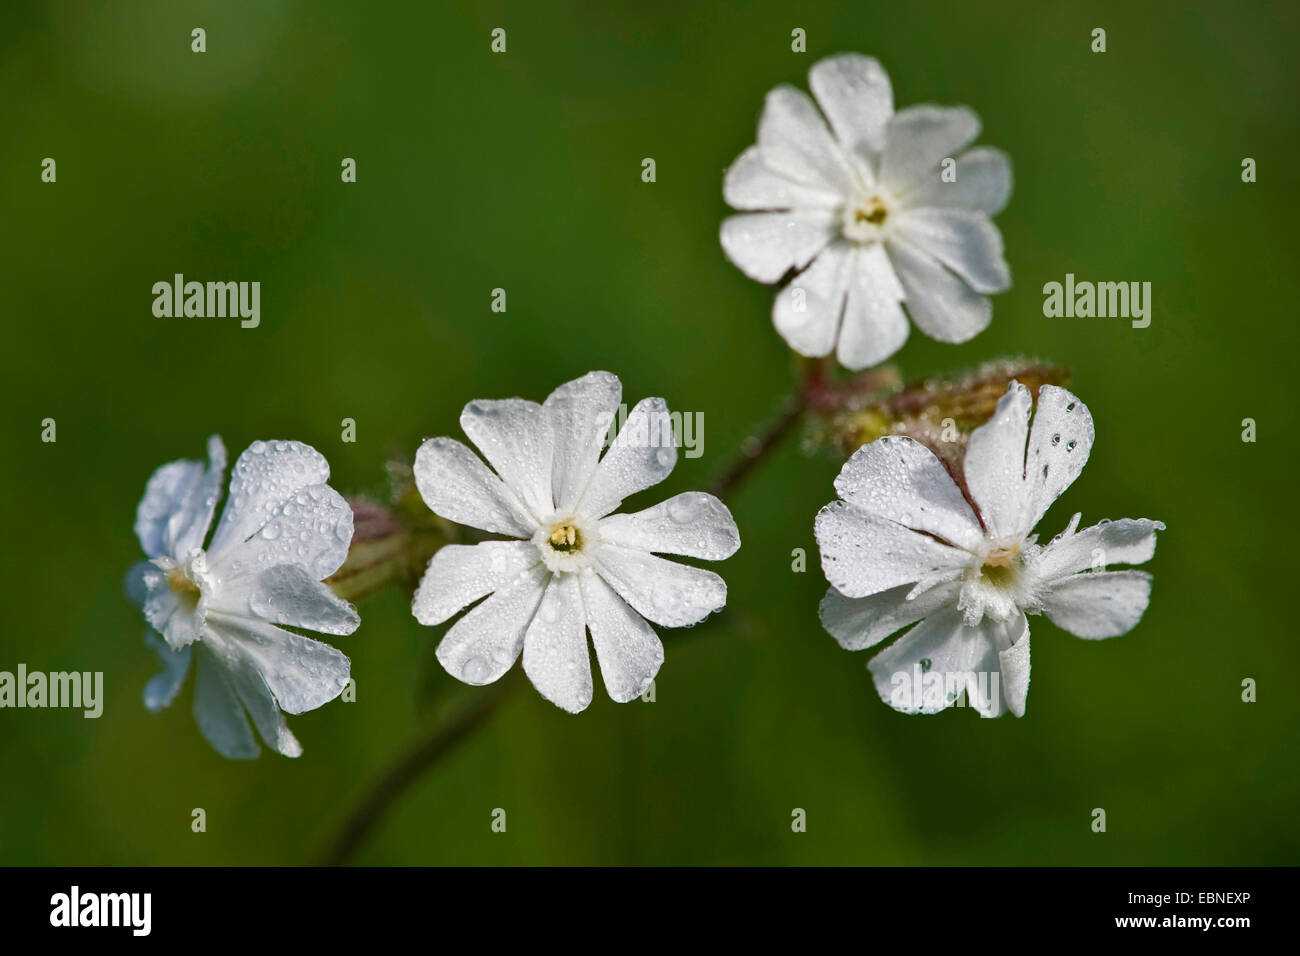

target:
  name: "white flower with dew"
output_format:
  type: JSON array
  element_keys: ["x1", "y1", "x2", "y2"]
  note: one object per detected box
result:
[
  {"x1": 814, "y1": 383, "x2": 1163, "y2": 717},
  {"x1": 126, "y1": 437, "x2": 359, "y2": 758},
  {"x1": 411, "y1": 371, "x2": 740, "y2": 713},
  {"x1": 721, "y1": 53, "x2": 1013, "y2": 370}
]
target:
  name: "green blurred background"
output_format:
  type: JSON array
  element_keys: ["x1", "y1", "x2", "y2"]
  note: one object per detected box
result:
[{"x1": 2, "y1": 0, "x2": 1296, "y2": 865}]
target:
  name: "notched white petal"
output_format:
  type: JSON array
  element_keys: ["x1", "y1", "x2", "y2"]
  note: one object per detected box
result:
[
  {"x1": 815, "y1": 501, "x2": 970, "y2": 600},
  {"x1": 757, "y1": 84, "x2": 856, "y2": 195},
  {"x1": 436, "y1": 565, "x2": 548, "y2": 686},
  {"x1": 963, "y1": 381, "x2": 1033, "y2": 538},
  {"x1": 894, "y1": 207, "x2": 1010, "y2": 294},
  {"x1": 866, "y1": 608, "x2": 992, "y2": 716},
  {"x1": 580, "y1": 397, "x2": 678, "y2": 519},
  {"x1": 833, "y1": 436, "x2": 983, "y2": 552},
  {"x1": 521, "y1": 574, "x2": 593, "y2": 714},
  {"x1": 207, "y1": 440, "x2": 329, "y2": 561},
  {"x1": 837, "y1": 243, "x2": 910, "y2": 370},
  {"x1": 597, "y1": 492, "x2": 740, "y2": 561},
  {"x1": 581, "y1": 572, "x2": 664, "y2": 704},
  {"x1": 721, "y1": 210, "x2": 838, "y2": 284},
  {"x1": 201, "y1": 631, "x2": 303, "y2": 758},
  {"x1": 808, "y1": 53, "x2": 894, "y2": 156},
  {"x1": 904, "y1": 146, "x2": 1013, "y2": 216},
  {"x1": 413, "y1": 436, "x2": 535, "y2": 537},
  {"x1": 192, "y1": 646, "x2": 260, "y2": 760},
  {"x1": 207, "y1": 613, "x2": 350, "y2": 715},
  {"x1": 217, "y1": 564, "x2": 360, "y2": 636},
  {"x1": 724, "y1": 145, "x2": 842, "y2": 211},
  {"x1": 544, "y1": 371, "x2": 622, "y2": 514},
  {"x1": 214, "y1": 482, "x2": 354, "y2": 582},
  {"x1": 886, "y1": 234, "x2": 993, "y2": 344},
  {"x1": 1020, "y1": 385, "x2": 1095, "y2": 532},
  {"x1": 412, "y1": 540, "x2": 539, "y2": 626},
  {"x1": 135, "y1": 435, "x2": 227, "y2": 559},
  {"x1": 460, "y1": 397, "x2": 555, "y2": 521},
  {"x1": 1033, "y1": 517, "x2": 1165, "y2": 582},
  {"x1": 594, "y1": 544, "x2": 727, "y2": 628},
  {"x1": 819, "y1": 581, "x2": 961, "y2": 652},
  {"x1": 880, "y1": 105, "x2": 981, "y2": 194},
  {"x1": 773, "y1": 240, "x2": 851, "y2": 357},
  {"x1": 1042, "y1": 570, "x2": 1153, "y2": 640}
]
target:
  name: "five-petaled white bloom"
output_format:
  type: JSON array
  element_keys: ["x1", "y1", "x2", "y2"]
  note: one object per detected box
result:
[
  {"x1": 721, "y1": 53, "x2": 1013, "y2": 370},
  {"x1": 126, "y1": 437, "x2": 359, "y2": 758},
  {"x1": 411, "y1": 371, "x2": 740, "y2": 713},
  {"x1": 815, "y1": 383, "x2": 1163, "y2": 717}
]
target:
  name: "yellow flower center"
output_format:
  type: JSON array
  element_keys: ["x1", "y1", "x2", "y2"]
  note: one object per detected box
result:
[{"x1": 547, "y1": 522, "x2": 583, "y2": 554}]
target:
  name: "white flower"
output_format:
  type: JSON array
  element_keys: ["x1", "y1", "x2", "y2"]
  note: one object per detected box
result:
[
  {"x1": 814, "y1": 383, "x2": 1163, "y2": 717},
  {"x1": 411, "y1": 371, "x2": 740, "y2": 713},
  {"x1": 721, "y1": 53, "x2": 1013, "y2": 370},
  {"x1": 126, "y1": 437, "x2": 359, "y2": 758}
]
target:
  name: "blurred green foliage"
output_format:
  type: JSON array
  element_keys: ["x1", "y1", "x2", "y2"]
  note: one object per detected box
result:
[{"x1": 1, "y1": 0, "x2": 1296, "y2": 865}]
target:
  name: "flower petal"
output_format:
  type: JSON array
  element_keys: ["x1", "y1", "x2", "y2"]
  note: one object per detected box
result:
[
  {"x1": 206, "y1": 612, "x2": 350, "y2": 715},
  {"x1": 757, "y1": 85, "x2": 857, "y2": 194},
  {"x1": 721, "y1": 210, "x2": 839, "y2": 284},
  {"x1": 963, "y1": 381, "x2": 1033, "y2": 540},
  {"x1": 997, "y1": 616, "x2": 1031, "y2": 718},
  {"x1": 412, "y1": 540, "x2": 540, "y2": 626},
  {"x1": 904, "y1": 146, "x2": 1013, "y2": 215},
  {"x1": 1041, "y1": 570, "x2": 1153, "y2": 640},
  {"x1": 211, "y1": 482, "x2": 354, "y2": 582},
  {"x1": 1020, "y1": 385, "x2": 1095, "y2": 532},
  {"x1": 724, "y1": 145, "x2": 842, "y2": 211},
  {"x1": 808, "y1": 53, "x2": 894, "y2": 156},
  {"x1": 135, "y1": 435, "x2": 226, "y2": 559},
  {"x1": 819, "y1": 580, "x2": 961, "y2": 651},
  {"x1": 773, "y1": 239, "x2": 851, "y2": 357},
  {"x1": 815, "y1": 501, "x2": 971, "y2": 600},
  {"x1": 201, "y1": 628, "x2": 302, "y2": 757},
  {"x1": 597, "y1": 492, "x2": 739, "y2": 560},
  {"x1": 460, "y1": 398, "x2": 555, "y2": 521},
  {"x1": 143, "y1": 631, "x2": 192, "y2": 712},
  {"x1": 1033, "y1": 516, "x2": 1165, "y2": 582},
  {"x1": 867, "y1": 607, "x2": 996, "y2": 715},
  {"x1": 593, "y1": 544, "x2": 727, "y2": 627},
  {"x1": 544, "y1": 371, "x2": 622, "y2": 514},
  {"x1": 215, "y1": 564, "x2": 360, "y2": 636},
  {"x1": 836, "y1": 242, "x2": 910, "y2": 370},
  {"x1": 580, "y1": 572, "x2": 663, "y2": 703},
  {"x1": 894, "y1": 207, "x2": 1010, "y2": 294},
  {"x1": 207, "y1": 440, "x2": 328, "y2": 561},
  {"x1": 522, "y1": 573, "x2": 593, "y2": 713},
  {"x1": 192, "y1": 645, "x2": 260, "y2": 759},
  {"x1": 436, "y1": 565, "x2": 548, "y2": 685},
  {"x1": 580, "y1": 397, "x2": 677, "y2": 519},
  {"x1": 879, "y1": 105, "x2": 980, "y2": 194},
  {"x1": 413, "y1": 436, "x2": 535, "y2": 537},
  {"x1": 833, "y1": 436, "x2": 984, "y2": 552},
  {"x1": 886, "y1": 234, "x2": 993, "y2": 343}
]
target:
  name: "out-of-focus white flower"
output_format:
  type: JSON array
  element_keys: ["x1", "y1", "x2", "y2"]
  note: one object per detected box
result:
[
  {"x1": 411, "y1": 371, "x2": 740, "y2": 713},
  {"x1": 126, "y1": 437, "x2": 358, "y2": 758},
  {"x1": 815, "y1": 383, "x2": 1163, "y2": 717},
  {"x1": 722, "y1": 53, "x2": 1012, "y2": 369}
]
